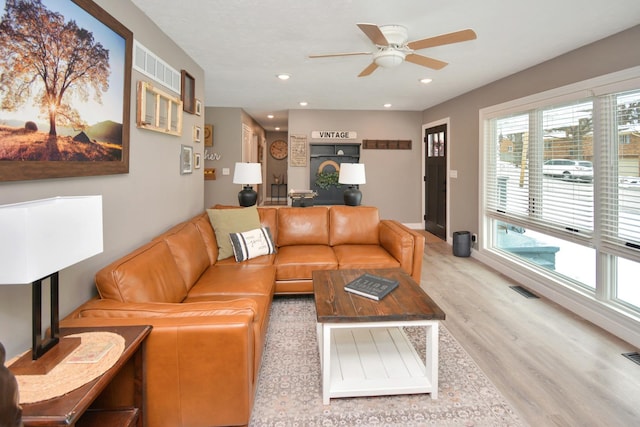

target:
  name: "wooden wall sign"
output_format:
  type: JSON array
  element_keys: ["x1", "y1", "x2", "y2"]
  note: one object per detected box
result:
[
  {"x1": 362, "y1": 139, "x2": 412, "y2": 150},
  {"x1": 204, "y1": 168, "x2": 216, "y2": 180}
]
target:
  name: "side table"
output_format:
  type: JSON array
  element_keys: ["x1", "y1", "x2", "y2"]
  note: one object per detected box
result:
[
  {"x1": 270, "y1": 183, "x2": 287, "y2": 205},
  {"x1": 14, "y1": 325, "x2": 151, "y2": 427}
]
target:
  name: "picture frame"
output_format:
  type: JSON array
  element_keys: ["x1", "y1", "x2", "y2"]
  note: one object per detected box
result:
[
  {"x1": 181, "y1": 70, "x2": 196, "y2": 114},
  {"x1": 136, "y1": 81, "x2": 182, "y2": 136},
  {"x1": 0, "y1": 0, "x2": 133, "y2": 182},
  {"x1": 180, "y1": 145, "x2": 193, "y2": 174},
  {"x1": 195, "y1": 99, "x2": 202, "y2": 116},
  {"x1": 204, "y1": 124, "x2": 213, "y2": 146},
  {"x1": 193, "y1": 125, "x2": 201, "y2": 142},
  {"x1": 194, "y1": 153, "x2": 202, "y2": 169}
]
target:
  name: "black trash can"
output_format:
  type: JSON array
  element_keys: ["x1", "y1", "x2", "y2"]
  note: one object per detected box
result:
[{"x1": 453, "y1": 231, "x2": 471, "y2": 257}]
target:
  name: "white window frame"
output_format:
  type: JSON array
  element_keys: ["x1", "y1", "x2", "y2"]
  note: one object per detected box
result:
[{"x1": 477, "y1": 66, "x2": 640, "y2": 348}]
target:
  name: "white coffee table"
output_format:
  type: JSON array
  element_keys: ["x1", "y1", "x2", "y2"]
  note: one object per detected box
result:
[{"x1": 313, "y1": 269, "x2": 445, "y2": 404}]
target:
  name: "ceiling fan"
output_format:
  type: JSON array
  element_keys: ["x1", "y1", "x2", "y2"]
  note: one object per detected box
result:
[{"x1": 309, "y1": 23, "x2": 477, "y2": 77}]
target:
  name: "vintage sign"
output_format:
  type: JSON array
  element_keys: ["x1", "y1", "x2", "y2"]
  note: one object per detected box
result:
[
  {"x1": 311, "y1": 131, "x2": 357, "y2": 140},
  {"x1": 290, "y1": 134, "x2": 307, "y2": 167}
]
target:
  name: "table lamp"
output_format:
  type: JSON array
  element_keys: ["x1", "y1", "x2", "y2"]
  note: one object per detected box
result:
[
  {"x1": 338, "y1": 163, "x2": 366, "y2": 206},
  {"x1": 233, "y1": 162, "x2": 262, "y2": 207},
  {"x1": 0, "y1": 196, "x2": 103, "y2": 375}
]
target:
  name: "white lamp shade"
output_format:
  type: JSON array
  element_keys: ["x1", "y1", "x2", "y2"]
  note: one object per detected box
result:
[
  {"x1": 338, "y1": 163, "x2": 366, "y2": 185},
  {"x1": 0, "y1": 195, "x2": 104, "y2": 284},
  {"x1": 233, "y1": 162, "x2": 262, "y2": 185}
]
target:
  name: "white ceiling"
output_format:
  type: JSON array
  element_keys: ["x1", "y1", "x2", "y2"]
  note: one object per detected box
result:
[{"x1": 130, "y1": 0, "x2": 640, "y2": 132}]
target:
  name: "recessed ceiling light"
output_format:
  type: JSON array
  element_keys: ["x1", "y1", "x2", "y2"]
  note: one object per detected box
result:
[
  {"x1": 420, "y1": 78, "x2": 433, "y2": 84},
  {"x1": 277, "y1": 74, "x2": 291, "y2": 80},
  {"x1": 299, "y1": 101, "x2": 308, "y2": 107},
  {"x1": 275, "y1": 127, "x2": 280, "y2": 131},
  {"x1": 267, "y1": 114, "x2": 274, "y2": 119},
  {"x1": 383, "y1": 103, "x2": 392, "y2": 108}
]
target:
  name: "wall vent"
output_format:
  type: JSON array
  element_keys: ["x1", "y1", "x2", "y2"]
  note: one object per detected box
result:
[
  {"x1": 133, "y1": 40, "x2": 181, "y2": 94},
  {"x1": 622, "y1": 352, "x2": 640, "y2": 366},
  {"x1": 510, "y1": 285, "x2": 539, "y2": 299}
]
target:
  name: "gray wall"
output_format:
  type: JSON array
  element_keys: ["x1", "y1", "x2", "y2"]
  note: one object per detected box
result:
[
  {"x1": 288, "y1": 109, "x2": 423, "y2": 222},
  {"x1": 423, "y1": 24, "x2": 640, "y2": 241},
  {"x1": 202, "y1": 108, "x2": 266, "y2": 207},
  {"x1": 0, "y1": 0, "x2": 204, "y2": 358},
  {"x1": 203, "y1": 107, "x2": 243, "y2": 208},
  {"x1": 265, "y1": 131, "x2": 289, "y2": 196}
]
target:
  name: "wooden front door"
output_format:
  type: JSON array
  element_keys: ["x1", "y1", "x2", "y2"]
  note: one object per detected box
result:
[{"x1": 424, "y1": 124, "x2": 447, "y2": 239}]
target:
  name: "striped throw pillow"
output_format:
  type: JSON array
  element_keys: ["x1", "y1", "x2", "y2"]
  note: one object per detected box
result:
[{"x1": 229, "y1": 227, "x2": 276, "y2": 262}]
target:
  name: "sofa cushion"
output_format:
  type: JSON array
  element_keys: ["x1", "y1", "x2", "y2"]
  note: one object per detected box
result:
[
  {"x1": 95, "y1": 240, "x2": 187, "y2": 303},
  {"x1": 330, "y1": 205, "x2": 380, "y2": 246},
  {"x1": 191, "y1": 213, "x2": 219, "y2": 264},
  {"x1": 186, "y1": 265, "x2": 276, "y2": 299},
  {"x1": 207, "y1": 205, "x2": 261, "y2": 260},
  {"x1": 161, "y1": 222, "x2": 210, "y2": 290},
  {"x1": 333, "y1": 244, "x2": 401, "y2": 271},
  {"x1": 257, "y1": 207, "x2": 278, "y2": 246},
  {"x1": 274, "y1": 245, "x2": 337, "y2": 280},
  {"x1": 277, "y1": 206, "x2": 330, "y2": 246},
  {"x1": 230, "y1": 227, "x2": 276, "y2": 262}
]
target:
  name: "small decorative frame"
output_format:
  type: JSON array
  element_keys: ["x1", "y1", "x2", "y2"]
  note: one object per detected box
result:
[
  {"x1": 181, "y1": 70, "x2": 196, "y2": 114},
  {"x1": 193, "y1": 125, "x2": 201, "y2": 142},
  {"x1": 195, "y1": 99, "x2": 202, "y2": 116},
  {"x1": 204, "y1": 124, "x2": 213, "y2": 146},
  {"x1": 194, "y1": 153, "x2": 202, "y2": 169},
  {"x1": 180, "y1": 145, "x2": 193, "y2": 174}
]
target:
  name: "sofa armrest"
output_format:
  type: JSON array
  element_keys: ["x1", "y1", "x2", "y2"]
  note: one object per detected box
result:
[
  {"x1": 379, "y1": 220, "x2": 425, "y2": 283},
  {"x1": 61, "y1": 299, "x2": 259, "y2": 427},
  {"x1": 65, "y1": 297, "x2": 259, "y2": 320}
]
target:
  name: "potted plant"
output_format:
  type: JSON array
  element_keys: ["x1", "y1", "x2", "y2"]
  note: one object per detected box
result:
[{"x1": 315, "y1": 171, "x2": 341, "y2": 190}]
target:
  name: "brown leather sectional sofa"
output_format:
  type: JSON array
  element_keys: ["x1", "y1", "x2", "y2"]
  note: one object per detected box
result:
[{"x1": 61, "y1": 205, "x2": 424, "y2": 427}]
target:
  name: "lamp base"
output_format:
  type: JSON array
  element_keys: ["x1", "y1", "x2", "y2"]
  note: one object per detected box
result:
[
  {"x1": 343, "y1": 186, "x2": 362, "y2": 206},
  {"x1": 9, "y1": 337, "x2": 81, "y2": 375},
  {"x1": 238, "y1": 186, "x2": 257, "y2": 207}
]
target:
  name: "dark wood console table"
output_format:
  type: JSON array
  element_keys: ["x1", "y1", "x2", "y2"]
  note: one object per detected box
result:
[
  {"x1": 15, "y1": 325, "x2": 151, "y2": 427},
  {"x1": 270, "y1": 183, "x2": 287, "y2": 205}
]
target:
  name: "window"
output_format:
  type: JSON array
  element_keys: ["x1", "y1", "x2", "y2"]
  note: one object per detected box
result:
[
  {"x1": 481, "y1": 70, "x2": 640, "y2": 322},
  {"x1": 136, "y1": 81, "x2": 183, "y2": 136}
]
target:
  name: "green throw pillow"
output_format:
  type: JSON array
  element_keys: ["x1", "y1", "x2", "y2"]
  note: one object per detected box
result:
[{"x1": 207, "y1": 205, "x2": 261, "y2": 260}]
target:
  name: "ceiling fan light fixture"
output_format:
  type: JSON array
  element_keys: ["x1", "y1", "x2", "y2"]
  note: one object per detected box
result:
[
  {"x1": 378, "y1": 25, "x2": 408, "y2": 45},
  {"x1": 373, "y1": 49, "x2": 406, "y2": 68}
]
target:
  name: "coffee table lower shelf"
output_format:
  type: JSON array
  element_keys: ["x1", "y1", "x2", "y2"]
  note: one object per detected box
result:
[{"x1": 317, "y1": 320, "x2": 439, "y2": 405}]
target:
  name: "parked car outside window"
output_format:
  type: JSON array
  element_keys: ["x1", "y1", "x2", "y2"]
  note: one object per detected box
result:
[{"x1": 543, "y1": 159, "x2": 593, "y2": 181}]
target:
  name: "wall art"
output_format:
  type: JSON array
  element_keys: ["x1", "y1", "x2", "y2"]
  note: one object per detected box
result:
[{"x1": 0, "y1": 0, "x2": 133, "y2": 181}]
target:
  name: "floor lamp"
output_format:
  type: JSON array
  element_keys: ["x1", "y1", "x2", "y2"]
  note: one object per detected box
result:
[
  {"x1": 0, "y1": 196, "x2": 103, "y2": 375},
  {"x1": 339, "y1": 163, "x2": 366, "y2": 206},
  {"x1": 233, "y1": 162, "x2": 262, "y2": 207}
]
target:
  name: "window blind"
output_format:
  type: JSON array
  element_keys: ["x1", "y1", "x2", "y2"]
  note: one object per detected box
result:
[
  {"x1": 600, "y1": 90, "x2": 640, "y2": 260},
  {"x1": 485, "y1": 99, "x2": 595, "y2": 241}
]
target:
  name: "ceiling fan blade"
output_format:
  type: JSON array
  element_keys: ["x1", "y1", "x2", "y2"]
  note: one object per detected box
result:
[
  {"x1": 407, "y1": 29, "x2": 477, "y2": 51},
  {"x1": 405, "y1": 53, "x2": 448, "y2": 70},
  {"x1": 358, "y1": 62, "x2": 379, "y2": 77},
  {"x1": 308, "y1": 51, "x2": 371, "y2": 59},
  {"x1": 357, "y1": 23, "x2": 389, "y2": 46}
]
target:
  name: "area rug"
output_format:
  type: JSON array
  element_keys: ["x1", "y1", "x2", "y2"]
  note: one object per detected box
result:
[{"x1": 249, "y1": 296, "x2": 523, "y2": 426}]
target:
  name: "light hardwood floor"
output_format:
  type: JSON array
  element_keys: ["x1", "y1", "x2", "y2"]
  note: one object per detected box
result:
[{"x1": 420, "y1": 235, "x2": 640, "y2": 427}]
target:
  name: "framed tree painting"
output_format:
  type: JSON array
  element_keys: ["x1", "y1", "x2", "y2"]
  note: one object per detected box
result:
[{"x1": 0, "y1": 0, "x2": 133, "y2": 182}]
